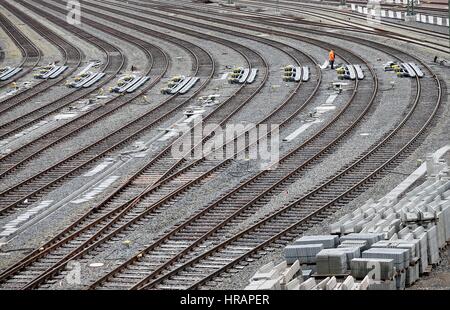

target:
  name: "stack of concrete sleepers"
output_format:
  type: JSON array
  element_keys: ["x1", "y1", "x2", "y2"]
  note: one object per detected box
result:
[
  {"x1": 339, "y1": 240, "x2": 368, "y2": 252},
  {"x1": 340, "y1": 233, "x2": 384, "y2": 251},
  {"x1": 362, "y1": 248, "x2": 409, "y2": 271},
  {"x1": 293, "y1": 235, "x2": 339, "y2": 248},
  {"x1": 362, "y1": 248, "x2": 409, "y2": 289},
  {"x1": 284, "y1": 244, "x2": 323, "y2": 264},
  {"x1": 350, "y1": 258, "x2": 395, "y2": 281},
  {"x1": 316, "y1": 249, "x2": 348, "y2": 275},
  {"x1": 333, "y1": 247, "x2": 361, "y2": 269},
  {"x1": 371, "y1": 240, "x2": 420, "y2": 286}
]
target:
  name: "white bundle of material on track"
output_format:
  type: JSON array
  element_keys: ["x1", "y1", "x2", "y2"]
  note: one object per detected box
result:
[
  {"x1": 71, "y1": 72, "x2": 105, "y2": 88},
  {"x1": 35, "y1": 66, "x2": 68, "y2": 79},
  {"x1": 0, "y1": 67, "x2": 22, "y2": 81}
]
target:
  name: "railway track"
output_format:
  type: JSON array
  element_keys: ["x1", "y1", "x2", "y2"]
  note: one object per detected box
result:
[
  {"x1": 0, "y1": 0, "x2": 165, "y2": 214},
  {"x1": 242, "y1": 0, "x2": 449, "y2": 47},
  {"x1": 0, "y1": 0, "x2": 270, "y2": 225},
  {"x1": 0, "y1": 9, "x2": 41, "y2": 88},
  {"x1": 85, "y1": 2, "x2": 440, "y2": 290},
  {"x1": 0, "y1": 0, "x2": 331, "y2": 289},
  {"x1": 0, "y1": 0, "x2": 443, "y2": 291},
  {"x1": 0, "y1": 2, "x2": 80, "y2": 113},
  {"x1": 162, "y1": 0, "x2": 449, "y2": 54},
  {"x1": 133, "y1": 52, "x2": 440, "y2": 291},
  {"x1": 0, "y1": 0, "x2": 382, "y2": 289},
  {"x1": 0, "y1": 0, "x2": 114, "y2": 141}
]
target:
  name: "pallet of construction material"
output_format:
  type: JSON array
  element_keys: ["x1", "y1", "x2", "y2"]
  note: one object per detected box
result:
[
  {"x1": 435, "y1": 200, "x2": 450, "y2": 242},
  {"x1": 362, "y1": 248, "x2": 410, "y2": 271},
  {"x1": 371, "y1": 240, "x2": 417, "y2": 263},
  {"x1": 350, "y1": 258, "x2": 395, "y2": 281},
  {"x1": 284, "y1": 244, "x2": 324, "y2": 264},
  {"x1": 339, "y1": 240, "x2": 368, "y2": 251},
  {"x1": 340, "y1": 233, "x2": 384, "y2": 250},
  {"x1": 316, "y1": 249, "x2": 348, "y2": 275},
  {"x1": 293, "y1": 235, "x2": 339, "y2": 248},
  {"x1": 332, "y1": 247, "x2": 361, "y2": 269}
]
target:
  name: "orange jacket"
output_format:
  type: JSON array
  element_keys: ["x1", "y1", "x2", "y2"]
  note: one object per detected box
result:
[{"x1": 329, "y1": 50, "x2": 335, "y2": 61}]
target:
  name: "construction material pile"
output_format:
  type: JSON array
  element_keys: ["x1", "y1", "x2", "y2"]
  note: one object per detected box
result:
[{"x1": 245, "y1": 152, "x2": 449, "y2": 290}]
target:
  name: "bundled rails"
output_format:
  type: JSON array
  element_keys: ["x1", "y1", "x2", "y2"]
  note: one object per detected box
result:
[
  {"x1": 67, "y1": 71, "x2": 105, "y2": 89},
  {"x1": 111, "y1": 75, "x2": 151, "y2": 93},
  {"x1": 0, "y1": 67, "x2": 23, "y2": 81},
  {"x1": 228, "y1": 67, "x2": 259, "y2": 84},
  {"x1": 384, "y1": 61, "x2": 425, "y2": 78},
  {"x1": 336, "y1": 64, "x2": 364, "y2": 80},
  {"x1": 282, "y1": 65, "x2": 310, "y2": 82},
  {"x1": 161, "y1": 75, "x2": 200, "y2": 95},
  {"x1": 34, "y1": 64, "x2": 68, "y2": 79}
]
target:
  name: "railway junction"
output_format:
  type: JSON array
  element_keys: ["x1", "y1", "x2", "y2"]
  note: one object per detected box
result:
[{"x1": 0, "y1": 0, "x2": 448, "y2": 291}]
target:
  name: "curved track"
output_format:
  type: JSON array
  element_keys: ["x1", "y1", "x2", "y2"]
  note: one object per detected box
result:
[
  {"x1": 0, "y1": 0, "x2": 373, "y2": 290},
  {"x1": 0, "y1": 2, "x2": 81, "y2": 113},
  {"x1": 138, "y1": 49, "x2": 440, "y2": 291},
  {"x1": 0, "y1": 9, "x2": 41, "y2": 88},
  {"x1": 0, "y1": 0, "x2": 325, "y2": 290},
  {"x1": 88, "y1": 1, "x2": 441, "y2": 290},
  {"x1": 0, "y1": 0, "x2": 444, "y2": 291}
]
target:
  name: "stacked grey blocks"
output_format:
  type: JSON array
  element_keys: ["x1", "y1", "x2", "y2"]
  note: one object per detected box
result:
[
  {"x1": 350, "y1": 258, "x2": 395, "y2": 280},
  {"x1": 362, "y1": 248, "x2": 409, "y2": 271},
  {"x1": 293, "y1": 235, "x2": 339, "y2": 248},
  {"x1": 247, "y1": 151, "x2": 449, "y2": 290},
  {"x1": 284, "y1": 235, "x2": 338, "y2": 264},
  {"x1": 340, "y1": 233, "x2": 384, "y2": 251},
  {"x1": 284, "y1": 244, "x2": 323, "y2": 264},
  {"x1": 316, "y1": 249, "x2": 348, "y2": 275}
]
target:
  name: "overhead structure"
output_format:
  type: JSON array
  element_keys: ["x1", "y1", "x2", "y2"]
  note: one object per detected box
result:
[{"x1": 406, "y1": 0, "x2": 416, "y2": 16}]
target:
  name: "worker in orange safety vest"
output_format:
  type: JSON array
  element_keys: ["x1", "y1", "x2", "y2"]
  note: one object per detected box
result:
[{"x1": 329, "y1": 50, "x2": 335, "y2": 70}]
